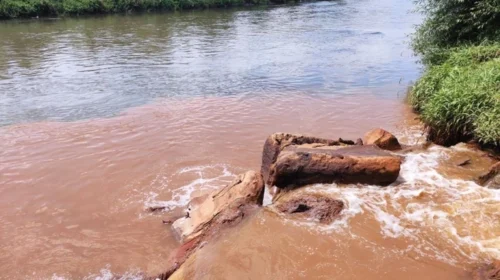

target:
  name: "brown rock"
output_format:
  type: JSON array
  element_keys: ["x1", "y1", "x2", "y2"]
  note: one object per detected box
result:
[
  {"x1": 164, "y1": 245, "x2": 198, "y2": 280},
  {"x1": 154, "y1": 202, "x2": 260, "y2": 280},
  {"x1": 268, "y1": 145, "x2": 401, "y2": 188},
  {"x1": 261, "y1": 133, "x2": 356, "y2": 183},
  {"x1": 364, "y1": 128, "x2": 401, "y2": 151},
  {"x1": 147, "y1": 205, "x2": 168, "y2": 212},
  {"x1": 454, "y1": 157, "x2": 472, "y2": 167},
  {"x1": 472, "y1": 261, "x2": 500, "y2": 280},
  {"x1": 273, "y1": 191, "x2": 344, "y2": 224},
  {"x1": 152, "y1": 236, "x2": 202, "y2": 280},
  {"x1": 152, "y1": 171, "x2": 264, "y2": 280},
  {"x1": 172, "y1": 170, "x2": 264, "y2": 242},
  {"x1": 476, "y1": 162, "x2": 500, "y2": 189},
  {"x1": 399, "y1": 142, "x2": 432, "y2": 154}
]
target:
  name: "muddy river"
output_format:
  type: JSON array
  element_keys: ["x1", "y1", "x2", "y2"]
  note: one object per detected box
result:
[{"x1": 1, "y1": 0, "x2": 498, "y2": 279}]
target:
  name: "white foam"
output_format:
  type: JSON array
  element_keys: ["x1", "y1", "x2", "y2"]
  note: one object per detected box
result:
[
  {"x1": 273, "y1": 145, "x2": 500, "y2": 265},
  {"x1": 262, "y1": 186, "x2": 273, "y2": 206},
  {"x1": 143, "y1": 164, "x2": 236, "y2": 211},
  {"x1": 82, "y1": 266, "x2": 143, "y2": 280},
  {"x1": 141, "y1": 143, "x2": 500, "y2": 266}
]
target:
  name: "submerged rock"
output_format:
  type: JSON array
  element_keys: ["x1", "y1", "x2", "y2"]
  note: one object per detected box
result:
[
  {"x1": 172, "y1": 170, "x2": 265, "y2": 241},
  {"x1": 476, "y1": 162, "x2": 500, "y2": 189},
  {"x1": 455, "y1": 157, "x2": 472, "y2": 167},
  {"x1": 363, "y1": 128, "x2": 401, "y2": 151},
  {"x1": 273, "y1": 190, "x2": 344, "y2": 224},
  {"x1": 268, "y1": 145, "x2": 401, "y2": 188}
]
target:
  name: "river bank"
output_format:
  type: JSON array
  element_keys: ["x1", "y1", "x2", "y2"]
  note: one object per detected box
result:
[
  {"x1": 409, "y1": 45, "x2": 500, "y2": 149},
  {"x1": 408, "y1": 0, "x2": 500, "y2": 149},
  {"x1": 1, "y1": 0, "x2": 298, "y2": 20}
]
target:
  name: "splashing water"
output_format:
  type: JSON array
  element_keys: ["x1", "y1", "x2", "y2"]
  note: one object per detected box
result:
[
  {"x1": 143, "y1": 164, "x2": 236, "y2": 211},
  {"x1": 267, "y1": 145, "x2": 500, "y2": 267}
]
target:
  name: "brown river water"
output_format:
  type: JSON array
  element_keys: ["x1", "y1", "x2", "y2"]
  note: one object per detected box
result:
[{"x1": 1, "y1": 0, "x2": 499, "y2": 279}]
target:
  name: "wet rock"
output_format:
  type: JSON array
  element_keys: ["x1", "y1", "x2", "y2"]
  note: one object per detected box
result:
[
  {"x1": 273, "y1": 191, "x2": 344, "y2": 224},
  {"x1": 268, "y1": 145, "x2": 401, "y2": 188},
  {"x1": 147, "y1": 206, "x2": 168, "y2": 212},
  {"x1": 363, "y1": 128, "x2": 401, "y2": 151},
  {"x1": 435, "y1": 143, "x2": 499, "y2": 181},
  {"x1": 471, "y1": 261, "x2": 500, "y2": 280},
  {"x1": 152, "y1": 171, "x2": 264, "y2": 280},
  {"x1": 161, "y1": 211, "x2": 186, "y2": 225},
  {"x1": 261, "y1": 133, "x2": 356, "y2": 184},
  {"x1": 456, "y1": 157, "x2": 472, "y2": 167},
  {"x1": 172, "y1": 170, "x2": 265, "y2": 242},
  {"x1": 154, "y1": 203, "x2": 260, "y2": 280},
  {"x1": 398, "y1": 141, "x2": 432, "y2": 154},
  {"x1": 152, "y1": 237, "x2": 202, "y2": 280},
  {"x1": 476, "y1": 162, "x2": 500, "y2": 189}
]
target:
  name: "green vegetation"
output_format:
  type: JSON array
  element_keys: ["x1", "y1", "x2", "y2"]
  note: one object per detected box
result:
[
  {"x1": 0, "y1": 0, "x2": 284, "y2": 19},
  {"x1": 410, "y1": 46, "x2": 500, "y2": 146},
  {"x1": 412, "y1": 0, "x2": 500, "y2": 66},
  {"x1": 410, "y1": 0, "x2": 500, "y2": 147}
]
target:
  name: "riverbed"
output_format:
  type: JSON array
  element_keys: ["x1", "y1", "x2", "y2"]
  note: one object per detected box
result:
[{"x1": 3, "y1": 0, "x2": 497, "y2": 279}]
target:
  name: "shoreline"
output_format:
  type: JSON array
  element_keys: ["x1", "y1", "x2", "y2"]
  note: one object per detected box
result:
[{"x1": 0, "y1": 0, "x2": 316, "y2": 20}]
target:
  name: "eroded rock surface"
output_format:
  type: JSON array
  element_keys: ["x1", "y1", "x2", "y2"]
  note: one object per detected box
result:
[
  {"x1": 364, "y1": 128, "x2": 401, "y2": 151},
  {"x1": 476, "y1": 162, "x2": 500, "y2": 189},
  {"x1": 172, "y1": 170, "x2": 264, "y2": 241},
  {"x1": 273, "y1": 190, "x2": 344, "y2": 223},
  {"x1": 152, "y1": 171, "x2": 265, "y2": 280},
  {"x1": 154, "y1": 202, "x2": 261, "y2": 280},
  {"x1": 261, "y1": 133, "x2": 357, "y2": 184},
  {"x1": 268, "y1": 145, "x2": 401, "y2": 188}
]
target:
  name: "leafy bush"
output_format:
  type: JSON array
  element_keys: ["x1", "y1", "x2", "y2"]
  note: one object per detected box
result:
[
  {"x1": 0, "y1": 0, "x2": 37, "y2": 18},
  {"x1": 410, "y1": 45, "x2": 500, "y2": 146},
  {"x1": 475, "y1": 105, "x2": 500, "y2": 146},
  {"x1": 0, "y1": 0, "x2": 287, "y2": 18},
  {"x1": 62, "y1": 0, "x2": 110, "y2": 14},
  {"x1": 412, "y1": 0, "x2": 500, "y2": 65}
]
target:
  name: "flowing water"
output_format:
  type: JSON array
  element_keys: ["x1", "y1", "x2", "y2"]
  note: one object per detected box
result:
[{"x1": 1, "y1": 0, "x2": 498, "y2": 279}]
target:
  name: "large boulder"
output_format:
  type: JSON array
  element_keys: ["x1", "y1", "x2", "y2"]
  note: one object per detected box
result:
[
  {"x1": 268, "y1": 145, "x2": 401, "y2": 188},
  {"x1": 153, "y1": 202, "x2": 261, "y2": 280},
  {"x1": 476, "y1": 162, "x2": 500, "y2": 189},
  {"x1": 273, "y1": 190, "x2": 344, "y2": 224},
  {"x1": 152, "y1": 171, "x2": 264, "y2": 280},
  {"x1": 364, "y1": 128, "x2": 401, "y2": 151},
  {"x1": 261, "y1": 133, "x2": 359, "y2": 184},
  {"x1": 172, "y1": 170, "x2": 265, "y2": 241}
]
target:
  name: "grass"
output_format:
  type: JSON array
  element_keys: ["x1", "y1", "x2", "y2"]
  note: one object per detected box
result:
[
  {"x1": 409, "y1": 44, "x2": 500, "y2": 147},
  {"x1": 410, "y1": 0, "x2": 500, "y2": 148},
  {"x1": 0, "y1": 0, "x2": 285, "y2": 19}
]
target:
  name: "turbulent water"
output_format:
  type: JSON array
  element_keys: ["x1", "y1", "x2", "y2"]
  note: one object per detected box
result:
[{"x1": 2, "y1": 0, "x2": 498, "y2": 279}]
